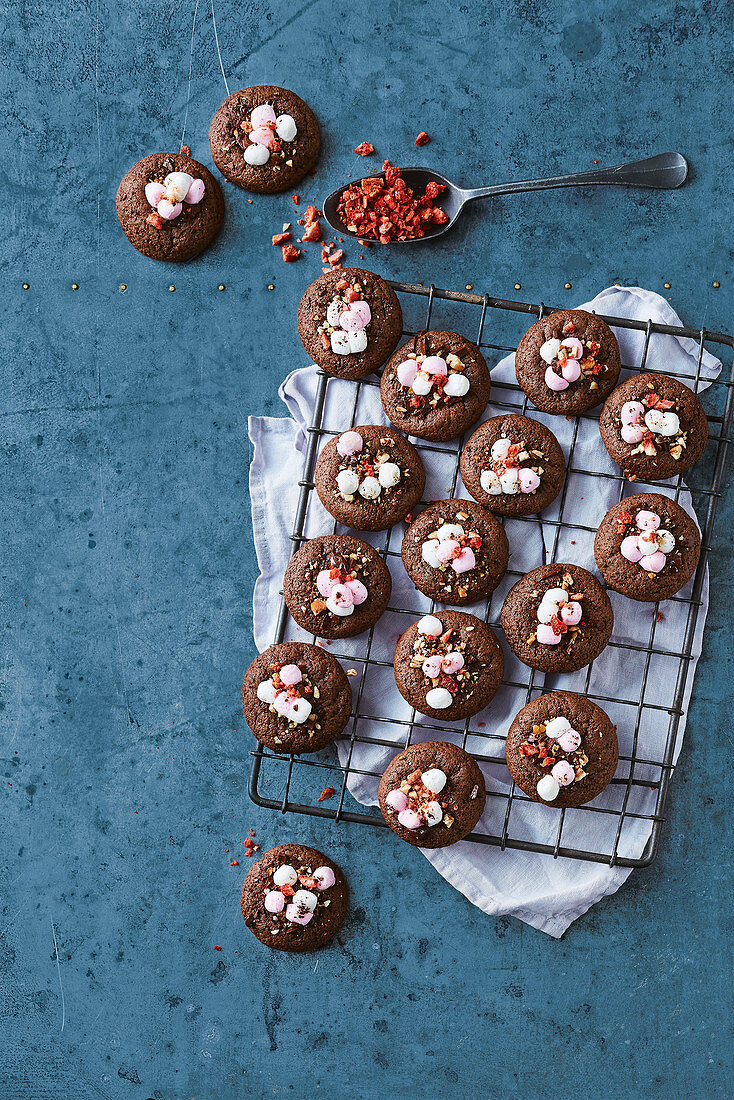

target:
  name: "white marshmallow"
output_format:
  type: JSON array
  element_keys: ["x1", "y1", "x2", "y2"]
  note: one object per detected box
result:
[
  {"x1": 443, "y1": 373, "x2": 470, "y2": 398},
  {"x1": 421, "y1": 539, "x2": 441, "y2": 568},
  {"x1": 257, "y1": 678, "x2": 277, "y2": 704},
  {"x1": 644, "y1": 409, "x2": 680, "y2": 437},
  {"x1": 377, "y1": 461, "x2": 401, "y2": 488},
  {"x1": 421, "y1": 768, "x2": 447, "y2": 794},
  {"x1": 244, "y1": 143, "x2": 270, "y2": 166},
  {"x1": 423, "y1": 800, "x2": 443, "y2": 826},
  {"x1": 292, "y1": 889, "x2": 318, "y2": 911},
  {"x1": 358, "y1": 476, "x2": 381, "y2": 499},
  {"x1": 348, "y1": 329, "x2": 368, "y2": 354},
  {"x1": 417, "y1": 615, "x2": 443, "y2": 637},
  {"x1": 336, "y1": 469, "x2": 359, "y2": 496},
  {"x1": 326, "y1": 300, "x2": 345, "y2": 327},
  {"x1": 536, "y1": 775, "x2": 560, "y2": 801},
  {"x1": 273, "y1": 864, "x2": 298, "y2": 887},
  {"x1": 490, "y1": 438, "x2": 512, "y2": 461},
  {"x1": 656, "y1": 529, "x2": 676, "y2": 554},
  {"x1": 411, "y1": 372, "x2": 433, "y2": 396},
  {"x1": 426, "y1": 687, "x2": 453, "y2": 709},
  {"x1": 330, "y1": 330, "x2": 352, "y2": 355},
  {"x1": 275, "y1": 114, "x2": 297, "y2": 142},
  {"x1": 435, "y1": 523, "x2": 465, "y2": 541},
  {"x1": 540, "y1": 338, "x2": 561, "y2": 364},
  {"x1": 544, "y1": 716, "x2": 572, "y2": 740},
  {"x1": 499, "y1": 468, "x2": 520, "y2": 494},
  {"x1": 289, "y1": 697, "x2": 312, "y2": 724},
  {"x1": 164, "y1": 172, "x2": 194, "y2": 202},
  {"x1": 480, "y1": 469, "x2": 502, "y2": 495}
]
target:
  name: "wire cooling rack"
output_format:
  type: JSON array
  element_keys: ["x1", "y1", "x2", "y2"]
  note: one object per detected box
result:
[{"x1": 248, "y1": 282, "x2": 734, "y2": 867}]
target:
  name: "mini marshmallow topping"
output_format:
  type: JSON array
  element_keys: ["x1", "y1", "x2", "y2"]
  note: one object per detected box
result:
[
  {"x1": 421, "y1": 521, "x2": 481, "y2": 576},
  {"x1": 531, "y1": 576, "x2": 584, "y2": 647},
  {"x1": 319, "y1": 279, "x2": 371, "y2": 355},
  {"x1": 618, "y1": 507, "x2": 676, "y2": 574},
  {"x1": 334, "y1": 431, "x2": 403, "y2": 501},
  {"x1": 539, "y1": 319, "x2": 605, "y2": 392},
  {"x1": 312, "y1": 550, "x2": 370, "y2": 619},
  {"x1": 517, "y1": 713, "x2": 589, "y2": 800},
  {"x1": 257, "y1": 664, "x2": 314, "y2": 726},
  {"x1": 479, "y1": 435, "x2": 543, "y2": 497},
  {"x1": 620, "y1": 392, "x2": 686, "y2": 461},
  {"x1": 145, "y1": 170, "x2": 205, "y2": 222},
  {"x1": 264, "y1": 858, "x2": 337, "y2": 934},
  {"x1": 387, "y1": 766, "x2": 455, "y2": 831},
  {"x1": 395, "y1": 346, "x2": 470, "y2": 410},
  {"x1": 409, "y1": 616, "x2": 477, "y2": 711},
  {"x1": 238, "y1": 102, "x2": 298, "y2": 168}
]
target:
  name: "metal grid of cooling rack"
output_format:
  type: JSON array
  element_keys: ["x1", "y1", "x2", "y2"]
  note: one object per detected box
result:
[{"x1": 248, "y1": 281, "x2": 734, "y2": 867}]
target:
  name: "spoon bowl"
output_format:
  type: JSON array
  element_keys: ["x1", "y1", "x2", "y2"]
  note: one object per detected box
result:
[{"x1": 323, "y1": 152, "x2": 689, "y2": 245}]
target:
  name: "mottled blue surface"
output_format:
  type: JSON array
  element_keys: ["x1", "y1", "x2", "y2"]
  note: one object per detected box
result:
[{"x1": 1, "y1": 0, "x2": 733, "y2": 1096}]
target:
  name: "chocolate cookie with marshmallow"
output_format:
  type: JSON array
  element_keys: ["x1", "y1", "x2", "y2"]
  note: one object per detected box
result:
[
  {"x1": 401, "y1": 499, "x2": 508, "y2": 606},
  {"x1": 241, "y1": 844, "x2": 348, "y2": 952},
  {"x1": 599, "y1": 372, "x2": 708, "y2": 482},
  {"x1": 380, "y1": 331, "x2": 491, "y2": 442},
  {"x1": 515, "y1": 309, "x2": 621, "y2": 415},
  {"x1": 283, "y1": 534, "x2": 392, "y2": 638},
  {"x1": 594, "y1": 492, "x2": 701, "y2": 602},
  {"x1": 378, "y1": 741, "x2": 486, "y2": 847},
  {"x1": 505, "y1": 691, "x2": 619, "y2": 808},
  {"x1": 314, "y1": 425, "x2": 425, "y2": 531},
  {"x1": 208, "y1": 86, "x2": 320, "y2": 194},
  {"x1": 393, "y1": 611, "x2": 504, "y2": 721},
  {"x1": 242, "y1": 642, "x2": 352, "y2": 754},
  {"x1": 501, "y1": 563, "x2": 613, "y2": 673},
  {"x1": 297, "y1": 268, "x2": 403, "y2": 380},
  {"x1": 460, "y1": 413, "x2": 566, "y2": 516},
  {"x1": 116, "y1": 152, "x2": 224, "y2": 262}
]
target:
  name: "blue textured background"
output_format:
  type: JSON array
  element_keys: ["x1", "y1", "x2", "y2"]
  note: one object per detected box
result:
[{"x1": 2, "y1": 0, "x2": 732, "y2": 1096}]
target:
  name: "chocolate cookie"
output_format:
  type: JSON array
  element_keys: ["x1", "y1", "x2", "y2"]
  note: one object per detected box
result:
[
  {"x1": 314, "y1": 425, "x2": 425, "y2": 531},
  {"x1": 393, "y1": 611, "x2": 504, "y2": 721},
  {"x1": 515, "y1": 309, "x2": 621, "y2": 414},
  {"x1": 208, "y1": 86, "x2": 320, "y2": 194},
  {"x1": 283, "y1": 534, "x2": 392, "y2": 638},
  {"x1": 594, "y1": 492, "x2": 701, "y2": 602},
  {"x1": 599, "y1": 372, "x2": 708, "y2": 481},
  {"x1": 240, "y1": 844, "x2": 347, "y2": 952},
  {"x1": 297, "y1": 268, "x2": 403, "y2": 380},
  {"x1": 401, "y1": 499, "x2": 508, "y2": 606},
  {"x1": 242, "y1": 642, "x2": 351, "y2": 754},
  {"x1": 505, "y1": 691, "x2": 619, "y2": 808},
  {"x1": 378, "y1": 741, "x2": 486, "y2": 847},
  {"x1": 501, "y1": 563, "x2": 614, "y2": 673},
  {"x1": 116, "y1": 152, "x2": 224, "y2": 262},
  {"x1": 460, "y1": 414, "x2": 566, "y2": 515},
  {"x1": 380, "y1": 331, "x2": 491, "y2": 441}
]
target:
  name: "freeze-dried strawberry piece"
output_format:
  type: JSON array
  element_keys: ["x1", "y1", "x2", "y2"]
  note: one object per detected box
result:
[
  {"x1": 281, "y1": 243, "x2": 301, "y2": 262},
  {"x1": 414, "y1": 131, "x2": 430, "y2": 146},
  {"x1": 354, "y1": 142, "x2": 374, "y2": 156}
]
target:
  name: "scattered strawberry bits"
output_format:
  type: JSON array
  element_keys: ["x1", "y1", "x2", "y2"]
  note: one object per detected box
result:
[
  {"x1": 336, "y1": 161, "x2": 448, "y2": 242},
  {"x1": 318, "y1": 786, "x2": 336, "y2": 801},
  {"x1": 282, "y1": 243, "x2": 301, "y2": 262},
  {"x1": 272, "y1": 231, "x2": 291, "y2": 245},
  {"x1": 414, "y1": 131, "x2": 430, "y2": 146},
  {"x1": 354, "y1": 142, "x2": 375, "y2": 156}
]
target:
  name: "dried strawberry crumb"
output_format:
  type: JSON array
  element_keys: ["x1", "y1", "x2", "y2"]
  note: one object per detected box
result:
[
  {"x1": 230, "y1": 859, "x2": 239, "y2": 866},
  {"x1": 354, "y1": 142, "x2": 375, "y2": 156},
  {"x1": 336, "y1": 161, "x2": 446, "y2": 241},
  {"x1": 414, "y1": 131, "x2": 430, "y2": 146},
  {"x1": 180, "y1": 145, "x2": 190, "y2": 155},
  {"x1": 281, "y1": 243, "x2": 301, "y2": 262},
  {"x1": 146, "y1": 211, "x2": 164, "y2": 229},
  {"x1": 318, "y1": 786, "x2": 336, "y2": 801},
  {"x1": 272, "y1": 231, "x2": 291, "y2": 245},
  {"x1": 291, "y1": 194, "x2": 300, "y2": 204},
  {"x1": 302, "y1": 221, "x2": 321, "y2": 242},
  {"x1": 214, "y1": 945, "x2": 222, "y2": 951}
]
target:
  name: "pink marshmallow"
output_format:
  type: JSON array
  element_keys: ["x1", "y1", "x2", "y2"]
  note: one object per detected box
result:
[
  {"x1": 620, "y1": 535, "x2": 643, "y2": 562},
  {"x1": 157, "y1": 199, "x2": 182, "y2": 220},
  {"x1": 637, "y1": 530, "x2": 659, "y2": 555},
  {"x1": 145, "y1": 181, "x2": 166, "y2": 207},
  {"x1": 451, "y1": 547, "x2": 476, "y2": 574},
  {"x1": 272, "y1": 692, "x2": 294, "y2": 718},
  {"x1": 551, "y1": 760, "x2": 576, "y2": 787},
  {"x1": 545, "y1": 365, "x2": 569, "y2": 391},
  {"x1": 556, "y1": 728, "x2": 582, "y2": 753},
  {"x1": 441, "y1": 651, "x2": 465, "y2": 674},
  {"x1": 184, "y1": 178, "x2": 205, "y2": 204},
  {"x1": 339, "y1": 308, "x2": 364, "y2": 331},
  {"x1": 536, "y1": 623, "x2": 562, "y2": 645},
  {"x1": 561, "y1": 359, "x2": 581, "y2": 383},
  {"x1": 397, "y1": 359, "x2": 418, "y2": 386},
  {"x1": 422, "y1": 355, "x2": 448, "y2": 377},
  {"x1": 316, "y1": 569, "x2": 337, "y2": 597},
  {"x1": 285, "y1": 903, "x2": 313, "y2": 926},
  {"x1": 386, "y1": 789, "x2": 409, "y2": 813},
  {"x1": 519, "y1": 468, "x2": 540, "y2": 493},
  {"x1": 435, "y1": 539, "x2": 459, "y2": 564},
  {"x1": 560, "y1": 601, "x2": 582, "y2": 626},
  {"x1": 636, "y1": 510, "x2": 660, "y2": 531},
  {"x1": 621, "y1": 423, "x2": 645, "y2": 444},
  {"x1": 639, "y1": 551, "x2": 667, "y2": 573},
  {"x1": 328, "y1": 583, "x2": 354, "y2": 610},
  {"x1": 350, "y1": 300, "x2": 371, "y2": 326},
  {"x1": 421, "y1": 654, "x2": 443, "y2": 678},
  {"x1": 250, "y1": 104, "x2": 277, "y2": 128},
  {"x1": 249, "y1": 126, "x2": 276, "y2": 148},
  {"x1": 264, "y1": 889, "x2": 285, "y2": 913},
  {"x1": 313, "y1": 866, "x2": 336, "y2": 891},
  {"x1": 561, "y1": 337, "x2": 584, "y2": 359},
  {"x1": 621, "y1": 400, "x2": 645, "y2": 425},
  {"x1": 345, "y1": 578, "x2": 368, "y2": 604},
  {"x1": 397, "y1": 808, "x2": 422, "y2": 830},
  {"x1": 336, "y1": 431, "x2": 363, "y2": 457},
  {"x1": 279, "y1": 664, "x2": 302, "y2": 686}
]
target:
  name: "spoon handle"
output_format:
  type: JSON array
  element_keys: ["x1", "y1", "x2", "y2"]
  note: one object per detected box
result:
[{"x1": 461, "y1": 152, "x2": 688, "y2": 201}]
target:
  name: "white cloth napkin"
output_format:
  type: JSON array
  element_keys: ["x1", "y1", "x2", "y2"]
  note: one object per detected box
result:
[{"x1": 248, "y1": 286, "x2": 720, "y2": 937}]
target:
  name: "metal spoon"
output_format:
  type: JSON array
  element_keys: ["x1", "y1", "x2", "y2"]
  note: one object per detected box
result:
[{"x1": 323, "y1": 152, "x2": 688, "y2": 243}]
